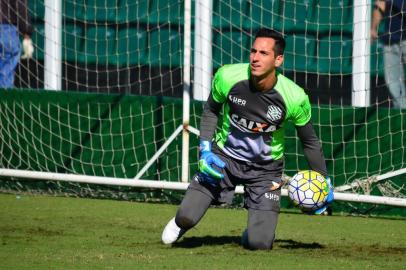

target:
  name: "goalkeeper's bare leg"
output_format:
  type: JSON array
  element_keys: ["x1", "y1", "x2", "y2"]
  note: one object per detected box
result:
[{"x1": 162, "y1": 187, "x2": 212, "y2": 244}]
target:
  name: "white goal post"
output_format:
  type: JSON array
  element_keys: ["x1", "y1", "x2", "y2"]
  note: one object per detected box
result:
[{"x1": 1, "y1": 168, "x2": 406, "y2": 208}]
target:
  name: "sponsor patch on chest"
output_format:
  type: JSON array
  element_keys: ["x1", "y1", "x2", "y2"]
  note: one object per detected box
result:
[
  {"x1": 231, "y1": 114, "x2": 276, "y2": 133},
  {"x1": 266, "y1": 105, "x2": 282, "y2": 121}
]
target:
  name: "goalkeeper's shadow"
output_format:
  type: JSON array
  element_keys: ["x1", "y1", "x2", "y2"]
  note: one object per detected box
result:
[
  {"x1": 173, "y1": 236, "x2": 324, "y2": 249},
  {"x1": 173, "y1": 235, "x2": 240, "y2": 248},
  {"x1": 274, "y1": 239, "x2": 324, "y2": 249}
]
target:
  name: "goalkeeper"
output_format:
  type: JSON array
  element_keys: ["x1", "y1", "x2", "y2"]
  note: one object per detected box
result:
[
  {"x1": 0, "y1": 0, "x2": 34, "y2": 89},
  {"x1": 162, "y1": 28, "x2": 334, "y2": 250}
]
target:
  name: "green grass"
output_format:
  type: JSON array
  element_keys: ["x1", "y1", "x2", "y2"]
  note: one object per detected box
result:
[{"x1": 0, "y1": 193, "x2": 405, "y2": 269}]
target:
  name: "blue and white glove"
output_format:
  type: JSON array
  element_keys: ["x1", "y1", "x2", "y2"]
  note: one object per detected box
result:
[
  {"x1": 314, "y1": 176, "x2": 334, "y2": 215},
  {"x1": 198, "y1": 140, "x2": 225, "y2": 180}
]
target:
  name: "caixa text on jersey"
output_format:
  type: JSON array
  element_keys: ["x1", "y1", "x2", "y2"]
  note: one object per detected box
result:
[{"x1": 231, "y1": 114, "x2": 277, "y2": 133}]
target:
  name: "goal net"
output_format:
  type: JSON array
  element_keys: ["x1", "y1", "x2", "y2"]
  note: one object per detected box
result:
[{"x1": 1, "y1": 0, "x2": 405, "y2": 214}]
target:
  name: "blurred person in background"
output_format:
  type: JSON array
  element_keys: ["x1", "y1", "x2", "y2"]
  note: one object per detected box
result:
[
  {"x1": 371, "y1": 0, "x2": 406, "y2": 109},
  {"x1": 0, "y1": 0, "x2": 34, "y2": 89}
]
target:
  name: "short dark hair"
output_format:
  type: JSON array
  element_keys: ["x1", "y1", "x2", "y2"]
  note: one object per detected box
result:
[{"x1": 254, "y1": 28, "x2": 285, "y2": 56}]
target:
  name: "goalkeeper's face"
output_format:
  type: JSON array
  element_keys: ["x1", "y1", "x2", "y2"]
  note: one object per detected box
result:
[{"x1": 250, "y1": 37, "x2": 284, "y2": 78}]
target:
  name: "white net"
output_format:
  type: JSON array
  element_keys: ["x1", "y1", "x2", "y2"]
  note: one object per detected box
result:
[
  {"x1": 17, "y1": 0, "x2": 185, "y2": 95},
  {"x1": 0, "y1": 94, "x2": 188, "y2": 180},
  {"x1": 1, "y1": 1, "x2": 405, "y2": 212}
]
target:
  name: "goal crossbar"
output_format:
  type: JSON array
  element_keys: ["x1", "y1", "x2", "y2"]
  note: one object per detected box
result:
[{"x1": 2, "y1": 168, "x2": 406, "y2": 208}]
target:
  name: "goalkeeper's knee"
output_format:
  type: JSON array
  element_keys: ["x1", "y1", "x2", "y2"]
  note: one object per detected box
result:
[
  {"x1": 241, "y1": 229, "x2": 275, "y2": 250},
  {"x1": 175, "y1": 209, "x2": 202, "y2": 230}
]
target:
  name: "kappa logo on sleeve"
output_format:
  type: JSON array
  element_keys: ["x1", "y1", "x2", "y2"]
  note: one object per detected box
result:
[
  {"x1": 228, "y1": 94, "x2": 247, "y2": 106},
  {"x1": 266, "y1": 105, "x2": 282, "y2": 121}
]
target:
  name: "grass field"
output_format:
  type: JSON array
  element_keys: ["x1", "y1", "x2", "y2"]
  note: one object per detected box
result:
[{"x1": 1, "y1": 193, "x2": 405, "y2": 269}]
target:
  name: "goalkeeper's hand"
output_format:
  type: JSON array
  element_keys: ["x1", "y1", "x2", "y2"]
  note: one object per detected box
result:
[
  {"x1": 198, "y1": 140, "x2": 225, "y2": 180},
  {"x1": 21, "y1": 36, "x2": 34, "y2": 59},
  {"x1": 314, "y1": 176, "x2": 334, "y2": 215}
]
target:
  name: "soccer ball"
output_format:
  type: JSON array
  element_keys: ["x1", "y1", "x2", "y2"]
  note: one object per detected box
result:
[{"x1": 287, "y1": 170, "x2": 330, "y2": 212}]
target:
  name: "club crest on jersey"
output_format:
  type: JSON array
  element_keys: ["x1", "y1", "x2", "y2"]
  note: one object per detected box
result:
[
  {"x1": 231, "y1": 114, "x2": 276, "y2": 133},
  {"x1": 266, "y1": 105, "x2": 282, "y2": 121}
]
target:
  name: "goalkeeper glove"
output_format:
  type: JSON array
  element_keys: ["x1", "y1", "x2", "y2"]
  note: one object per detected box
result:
[
  {"x1": 198, "y1": 140, "x2": 225, "y2": 180},
  {"x1": 314, "y1": 176, "x2": 334, "y2": 215},
  {"x1": 21, "y1": 37, "x2": 34, "y2": 59}
]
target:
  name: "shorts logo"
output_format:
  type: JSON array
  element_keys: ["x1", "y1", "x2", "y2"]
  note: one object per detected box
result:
[
  {"x1": 264, "y1": 192, "x2": 280, "y2": 201},
  {"x1": 267, "y1": 105, "x2": 282, "y2": 121}
]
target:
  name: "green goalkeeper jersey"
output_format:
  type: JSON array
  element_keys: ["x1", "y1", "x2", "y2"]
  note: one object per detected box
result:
[{"x1": 209, "y1": 63, "x2": 311, "y2": 162}]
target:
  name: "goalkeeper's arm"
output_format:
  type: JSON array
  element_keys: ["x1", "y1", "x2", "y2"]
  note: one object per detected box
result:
[
  {"x1": 297, "y1": 121, "x2": 334, "y2": 214},
  {"x1": 296, "y1": 121, "x2": 327, "y2": 177},
  {"x1": 198, "y1": 94, "x2": 225, "y2": 179},
  {"x1": 199, "y1": 93, "x2": 222, "y2": 141}
]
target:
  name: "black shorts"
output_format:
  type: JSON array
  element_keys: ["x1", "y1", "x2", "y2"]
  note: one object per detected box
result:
[{"x1": 189, "y1": 145, "x2": 284, "y2": 212}]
